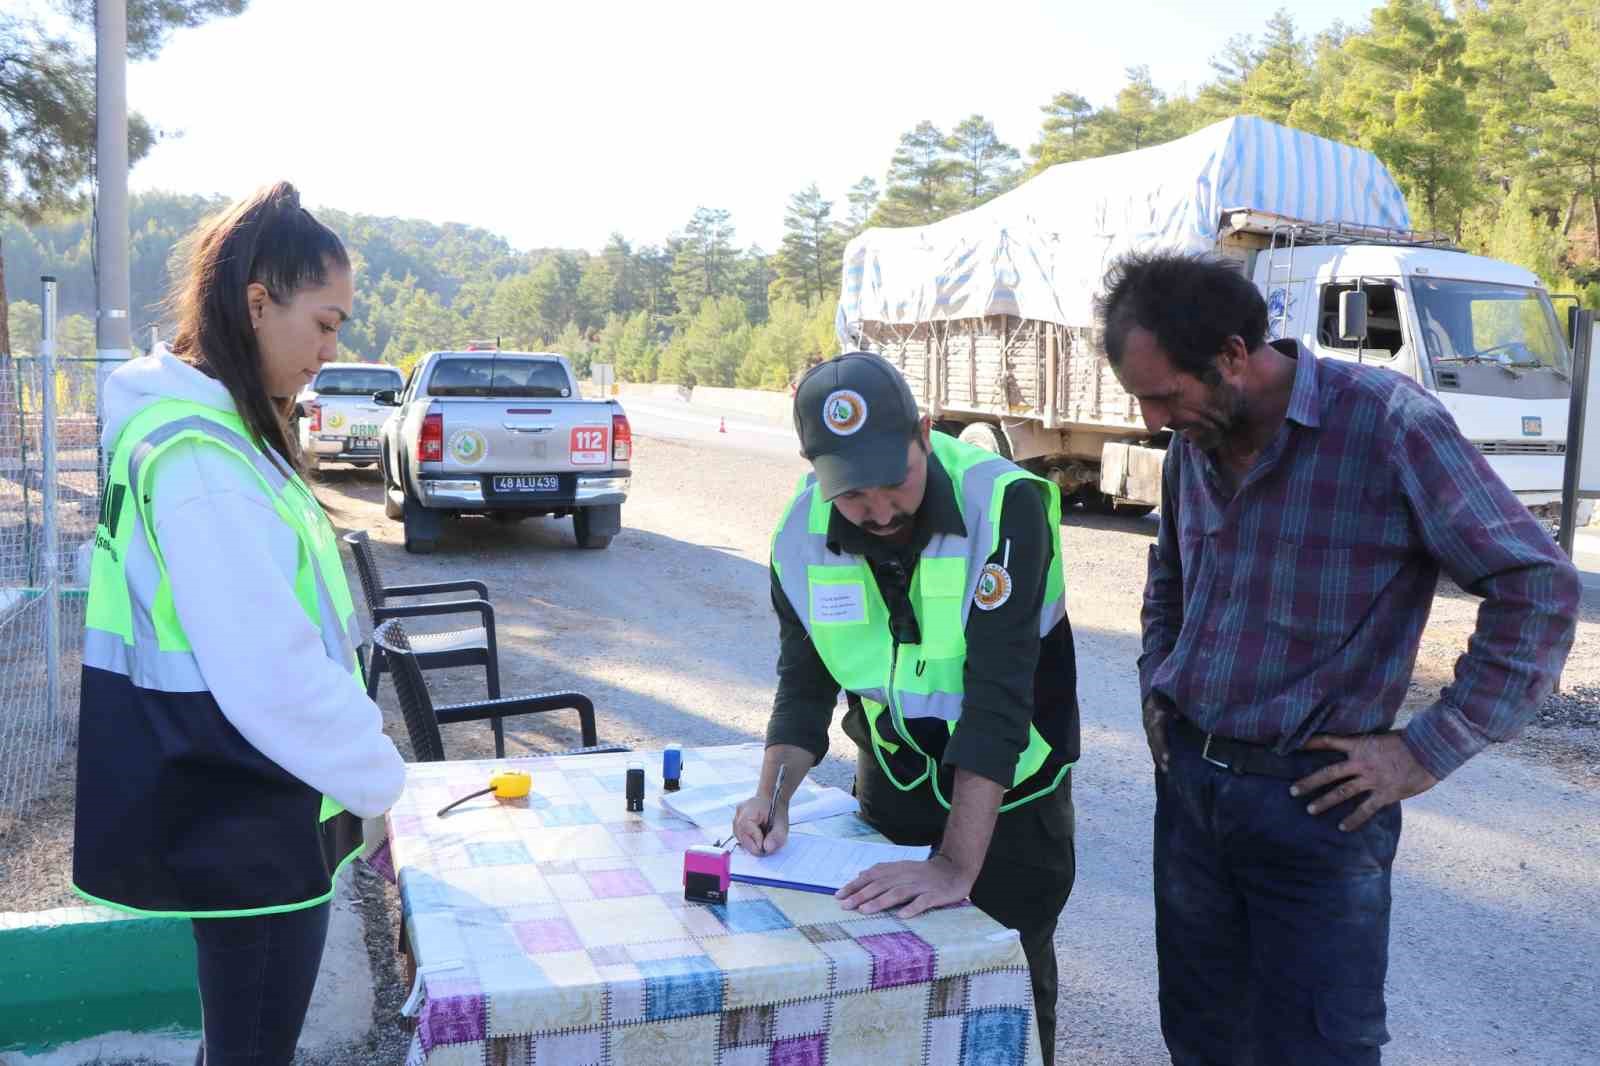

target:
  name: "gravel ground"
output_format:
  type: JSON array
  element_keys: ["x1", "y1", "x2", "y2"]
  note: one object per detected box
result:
[{"x1": 6, "y1": 420, "x2": 1599, "y2": 1064}]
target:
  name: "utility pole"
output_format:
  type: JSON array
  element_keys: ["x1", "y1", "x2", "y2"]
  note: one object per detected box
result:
[{"x1": 96, "y1": 0, "x2": 132, "y2": 387}]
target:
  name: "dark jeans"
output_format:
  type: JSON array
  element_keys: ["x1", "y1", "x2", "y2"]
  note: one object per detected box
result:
[
  {"x1": 1155, "y1": 720, "x2": 1400, "y2": 1066},
  {"x1": 858, "y1": 753, "x2": 1076, "y2": 1066},
  {"x1": 191, "y1": 902, "x2": 331, "y2": 1066}
]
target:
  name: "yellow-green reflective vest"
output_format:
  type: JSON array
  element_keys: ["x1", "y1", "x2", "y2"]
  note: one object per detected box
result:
[
  {"x1": 73, "y1": 398, "x2": 365, "y2": 918},
  {"x1": 772, "y1": 432, "x2": 1071, "y2": 811}
]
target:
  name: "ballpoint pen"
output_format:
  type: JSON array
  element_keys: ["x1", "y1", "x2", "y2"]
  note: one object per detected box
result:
[{"x1": 759, "y1": 764, "x2": 787, "y2": 838}]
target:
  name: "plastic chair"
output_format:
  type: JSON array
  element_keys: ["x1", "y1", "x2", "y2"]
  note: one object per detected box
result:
[
  {"x1": 343, "y1": 530, "x2": 507, "y2": 752},
  {"x1": 374, "y1": 619, "x2": 625, "y2": 762}
]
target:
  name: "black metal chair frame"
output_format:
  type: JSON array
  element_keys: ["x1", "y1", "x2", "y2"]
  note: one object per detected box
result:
[
  {"x1": 343, "y1": 530, "x2": 509, "y2": 753},
  {"x1": 374, "y1": 618, "x2": 625, "y2": 762}
]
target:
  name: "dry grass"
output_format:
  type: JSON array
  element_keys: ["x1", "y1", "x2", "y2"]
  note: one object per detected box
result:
[{"x1": 0, "y1": 767, "x2": 80, "y2": 912}]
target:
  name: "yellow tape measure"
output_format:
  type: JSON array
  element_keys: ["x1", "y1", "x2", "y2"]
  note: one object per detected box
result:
[{"x1": 437, "y1": 770, "x2": 531, "y2": 816}]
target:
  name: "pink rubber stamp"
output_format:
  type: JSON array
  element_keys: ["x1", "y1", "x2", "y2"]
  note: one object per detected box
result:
[{"x1": 683, "y1": 844, "x2": 731, "y2": 904}]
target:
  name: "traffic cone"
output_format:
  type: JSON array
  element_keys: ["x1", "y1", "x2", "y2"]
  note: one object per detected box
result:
[{"x1": 719, "y1": 418, "x2": 727, "y2": 434}]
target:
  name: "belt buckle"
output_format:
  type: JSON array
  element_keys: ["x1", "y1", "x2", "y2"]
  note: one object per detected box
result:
[{"x1": 1200, "y1": 733, "x2": 1231, "y2": 771}]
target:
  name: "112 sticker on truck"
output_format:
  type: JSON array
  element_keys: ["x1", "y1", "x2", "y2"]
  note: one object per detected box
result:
[{"x1": 570, "y1": 426, "x2": 608, "y2": 465}]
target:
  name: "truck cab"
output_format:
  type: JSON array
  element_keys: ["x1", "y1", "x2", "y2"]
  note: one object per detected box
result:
[{"x1": 1252, "y1": 238, "x2": 1588, "y2": 527}]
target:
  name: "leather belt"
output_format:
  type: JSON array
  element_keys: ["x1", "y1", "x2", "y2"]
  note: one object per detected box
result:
[{"x1": 1171, "y1": 715, "x2": 1343, "y2": 781}]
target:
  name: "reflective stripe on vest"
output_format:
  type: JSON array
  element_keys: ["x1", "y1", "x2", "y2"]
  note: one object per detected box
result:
[
  {"x1": 772, "y1": 432, "x2": 1071, "y2": 811},
  {"x1": 75, "y1": 399, "x2": 365, "y2": 918}
]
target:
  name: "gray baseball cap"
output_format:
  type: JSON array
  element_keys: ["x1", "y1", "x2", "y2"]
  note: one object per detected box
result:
[{"x1": 793, "y1": 352, "x2": 922, "y2": 500}]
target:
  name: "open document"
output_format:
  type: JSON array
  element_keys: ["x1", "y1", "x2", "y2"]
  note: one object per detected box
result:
[
  {"x1": 730, "y1": 832, "x2": 932, "y2": 894},
  {"x1": 660, "y1": 779, "x2": 859, "y2": 830}
]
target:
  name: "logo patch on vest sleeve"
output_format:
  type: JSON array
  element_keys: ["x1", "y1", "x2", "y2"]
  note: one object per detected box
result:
[
  {"x1": 973, "y1": 563, "x2": 1012, "y2": 611},
  {"x1": 822, "y1": 390, "x2": 868, "y2": 436}
]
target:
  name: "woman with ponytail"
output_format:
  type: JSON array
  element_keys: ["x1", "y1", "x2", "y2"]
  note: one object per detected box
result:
[{"x1": 72, "y1": 182, "x2": 405, "y2": 1066}]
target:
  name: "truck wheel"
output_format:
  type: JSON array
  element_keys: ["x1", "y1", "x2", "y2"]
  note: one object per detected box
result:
[
  {"x1": 1074, "y1": 488, "x2": 1116, "y2": 514},
  {"x1": 1078, "y1": 489, "x2": 1154, "y2": 518},
  {"x1": 573, "y1": 507, "x2": 615, "y2": 550},
  {"x1": 382, "y1": 455, "x2": 404, "y2": 520},
  {"x1": 402, "y1": 494, "x2": 440, "y2": 554},
  {"x1": 957, "y1": 422, "x2": 1011, "y2": 459}
]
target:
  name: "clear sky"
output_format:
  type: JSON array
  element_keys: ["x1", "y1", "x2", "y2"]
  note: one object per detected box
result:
[{"x1": 101, "y1": 0, "x2": 1365, "y2": 252}]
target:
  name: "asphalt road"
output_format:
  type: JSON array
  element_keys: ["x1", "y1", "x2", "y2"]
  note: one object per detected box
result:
[{"x1": 321, "y1": 415, "x2": 1599, "y2": 1066}]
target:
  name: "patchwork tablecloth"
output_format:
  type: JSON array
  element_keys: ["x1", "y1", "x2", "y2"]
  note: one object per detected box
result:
[{"x1": 388, "y1": 743, "x2": 1043, "y2": 1066}]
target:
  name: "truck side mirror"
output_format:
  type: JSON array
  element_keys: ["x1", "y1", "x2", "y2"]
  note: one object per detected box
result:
[
  {"x1": 1338, "y1": 290, "x2": 1369, "y2": 343},
  {"x1": 373, "y1": 389, "x2": 400, "y2": 406}
]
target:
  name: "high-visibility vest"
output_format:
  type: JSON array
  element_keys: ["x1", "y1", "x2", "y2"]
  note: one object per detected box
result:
[
  {"x1": 771, "y1": 432, "x2": 1072, "y2": 811},
  {"x1": 73, "y1": 398, "x2": 366, "y2": 917}
]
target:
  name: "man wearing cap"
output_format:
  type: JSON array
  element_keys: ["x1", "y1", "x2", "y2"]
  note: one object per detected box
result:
[{"x1": 732, "y1": 352, "x2": 1080, "y2": 1064}]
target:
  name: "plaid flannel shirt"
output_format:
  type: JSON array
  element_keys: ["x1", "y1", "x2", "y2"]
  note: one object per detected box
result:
[{"x1": 1140, "y1": 342, "x2": 1581, "y2": 779}]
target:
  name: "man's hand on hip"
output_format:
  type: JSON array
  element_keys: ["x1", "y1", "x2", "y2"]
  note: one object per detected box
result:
[
  {"x1": 1143, "y1": 695, "x2": 1173, "y2": 773},
  {"x1": 1292, "y1": 732, "x2": 1440, "y2": 831},
  {"x1": 837, "y1": 852, "x2": 977, "y2": 919}
]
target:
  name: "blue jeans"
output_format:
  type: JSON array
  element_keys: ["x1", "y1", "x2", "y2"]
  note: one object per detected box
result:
[
  {"x1": 1154, "y1": 720, "x2": 1399, "y2": 1066},
  {"x1": 191, "y1": 902, "x2": 331, "y2": 1066}
]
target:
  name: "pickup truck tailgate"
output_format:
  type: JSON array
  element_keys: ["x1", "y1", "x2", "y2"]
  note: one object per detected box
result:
[
  {"x1": 436, "y1": 399, "x2": 615, "y2": 474},
  {"x1": 321, "y1": 398, "x2": 390, "y2": 439}
]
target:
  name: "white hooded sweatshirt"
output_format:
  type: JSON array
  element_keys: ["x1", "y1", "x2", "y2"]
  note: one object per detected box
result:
[{"x1": 100, "y1": 347, "x2": 405, "y2": 819}]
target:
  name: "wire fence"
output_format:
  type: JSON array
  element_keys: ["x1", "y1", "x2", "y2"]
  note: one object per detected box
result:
[{"x1": 0, "y1": 353, "x2": 109, "y2": 816}]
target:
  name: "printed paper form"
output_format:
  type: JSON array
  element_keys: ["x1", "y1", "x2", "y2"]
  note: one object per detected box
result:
[
  {"x1": 730, "y1": 832, "x2": 932, "y2": 892},
  {"x1": 660, "y1": 780, "x2": 859, "y2": 830}
]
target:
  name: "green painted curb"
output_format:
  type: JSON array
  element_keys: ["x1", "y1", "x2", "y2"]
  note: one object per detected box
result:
[{"x1": 0, "y1": 906, "x2": 199, "y2": 1053}]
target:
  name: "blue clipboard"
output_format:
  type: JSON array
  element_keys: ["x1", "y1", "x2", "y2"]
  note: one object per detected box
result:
[{"x1": 728, "y1": 872, "x2": 838, "y2": 895}]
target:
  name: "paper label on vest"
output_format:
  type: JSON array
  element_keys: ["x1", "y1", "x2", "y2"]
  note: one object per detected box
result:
[{"x1": 811, "y1": 581, "x2": 867, "y2": 624}]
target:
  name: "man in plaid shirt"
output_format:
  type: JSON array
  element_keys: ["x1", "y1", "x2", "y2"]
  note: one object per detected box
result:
[{"x1": 1100, "y1": 252, "x2": 1581, "y2": 1065}]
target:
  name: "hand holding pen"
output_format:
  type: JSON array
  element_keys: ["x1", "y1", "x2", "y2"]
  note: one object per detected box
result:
[{"x1": 731, "y1": 763, "x2": 791, "y2": 855}]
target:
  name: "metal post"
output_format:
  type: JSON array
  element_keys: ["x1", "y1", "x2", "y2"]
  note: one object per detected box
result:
[
  {"x1": 95, "y1": 0, "x2": 132, "y2": 391},
  {"x1": 1558, "y1": 309, "x2": 1594, "y2": 560},
  {"x1": 40, "y1": 276, "x2": 61, "y2": 719}
]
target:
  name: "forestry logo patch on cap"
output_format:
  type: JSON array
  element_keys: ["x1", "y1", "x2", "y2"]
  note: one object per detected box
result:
[
  {"x1": 822, "y1": 389, "x2": 868, "y2": 436},
  {"x1": 973, "y1": 563, "x2": 1012, "y2": 611}
]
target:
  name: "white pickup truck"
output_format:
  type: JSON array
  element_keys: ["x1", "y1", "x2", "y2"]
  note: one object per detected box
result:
[
  {"x1": 375, "y1": 349, "x2": 632, "y2": 553},
  {"x1": 295, "y1": 362, "x2": 405, "y2": 473}
]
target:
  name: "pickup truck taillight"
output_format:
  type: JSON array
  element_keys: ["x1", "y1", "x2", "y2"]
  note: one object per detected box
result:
[
  {"x1": 612, "y1": 412, "x2": 632, "y2": 463},
  {"x1": 306, "y1": 402, "x2": 321, "y2": 433},
  {"x1": 419, "y1": 410, "x2": 444, "y2": 462}
]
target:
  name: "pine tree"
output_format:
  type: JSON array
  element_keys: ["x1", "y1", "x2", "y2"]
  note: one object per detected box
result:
[
  {"x1": 1531, "y1": 0, "x2": 1600, "y2": 260},
  {"x1": 845, "y1": 177, "x2": 880, "y2": 232},
  {"x1": 874, "y1": 121, "x2": 959, "y2": 226},
  {"x1": 1195, "y1": 34, "x2": 1263, "y2": 121},
  {"x1": 1337, "y1": 0, "x2": 1479, "y2": 233},
  {"x1": 1030, "y1": 92, "x2": 1096, "y2": 169},
  {"x1": 670, "y1": 207, "x2": 738, "y2": 310},
  {"x1": 1462, "y1": 0, "x2": 1550, "y2": 196},
  {"x1": 949, "y1": 115, "x2": 1021, "y2": 206},
  {"x1": 1091, "y1": 67, "x2": 1175, "y2": 154},
  {"x1": 1238, "y1": 11, "x2": 1312, "y2": 125},
  {"x1": 0, "y1": 3, "x2": 247, "y2": 356},
  {"x1": 776, "y1": 184, "x2": 842, "y2": 308}
]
